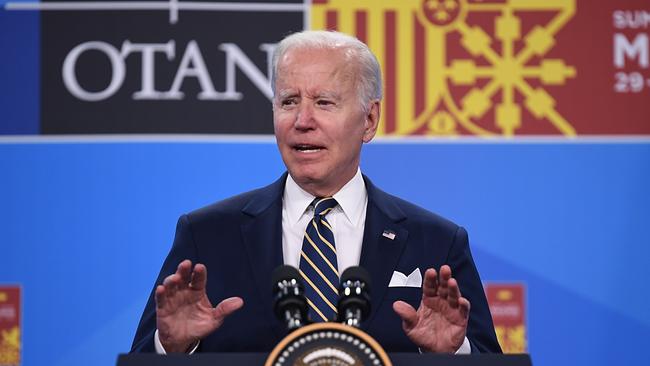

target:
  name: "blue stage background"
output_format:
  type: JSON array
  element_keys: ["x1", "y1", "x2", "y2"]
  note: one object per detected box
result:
[{"x1": 1, "y1": 141, "x2": 649, "y2": 366}]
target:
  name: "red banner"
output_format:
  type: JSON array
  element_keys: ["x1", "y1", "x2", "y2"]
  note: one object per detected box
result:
[
  {"x1": 312, "y1": 0, "x2": 650, "y2": 136},
  {"x1": 485, "y1": 283, "x2": 526, "y2": 353},
  {"x1": 0, "y1": 286, "x2": 20, "y2": 366}
]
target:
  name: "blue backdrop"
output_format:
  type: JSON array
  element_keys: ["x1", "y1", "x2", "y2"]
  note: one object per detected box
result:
[{"x1": 1, "y1": 140, "x2": 649, "y2": 366}]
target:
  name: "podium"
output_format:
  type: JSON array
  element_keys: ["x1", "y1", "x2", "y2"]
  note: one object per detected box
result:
[
  {"x1": 125, "y1": 307, "x2": 522, "y2": 365},
  {"x1": 121, "y1": 323, "x2": 528, "y2": 366},
  {"x1": 117, "y1": 353, "x2": 532, "y2": 366}
]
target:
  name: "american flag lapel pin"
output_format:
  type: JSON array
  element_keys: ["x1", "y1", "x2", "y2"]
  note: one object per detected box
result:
[{"x1": 382, "y1": 229, "x2": 396, "y2": 240}]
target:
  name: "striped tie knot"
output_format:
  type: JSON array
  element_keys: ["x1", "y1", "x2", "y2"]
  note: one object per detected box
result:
[
  {"x1": 312, "y1": 197, "x2": 338, "y2": 217},
  {"x1": 300, "y1": 196, "x2": 340, "y2": 322}
]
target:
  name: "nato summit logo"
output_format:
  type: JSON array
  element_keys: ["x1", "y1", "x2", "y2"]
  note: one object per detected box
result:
[
  {"x1": 5, "y1": 0, "x2": 306, "y2": 134},
  {"x1": 3, "y1": 0, "x2": 649, "y2": 136},
  {"x1": 310, "y1": 0, "x2": 578, "y2": 137}
]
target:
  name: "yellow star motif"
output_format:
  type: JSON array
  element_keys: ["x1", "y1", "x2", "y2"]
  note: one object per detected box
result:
[
  {"x1": 436, "y1": 10, "x2": 450, "y2": 21},
  {"x1": 444, "y1": 0, "x2": 458, "y2": 11},
  {"x1": 2, "y1": 327, "x2": 20, "y2": 349},
  {"x1": 310, "y1": 0, "x2": 578, "y2": 136},
  {"x1": 426, "y1": 0, "x2": 440, "y2": 10}
]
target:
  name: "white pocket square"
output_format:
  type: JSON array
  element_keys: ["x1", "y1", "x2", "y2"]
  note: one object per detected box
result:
[{"x1": 388, "y1": 268, "x2": 422, "y2": 288}]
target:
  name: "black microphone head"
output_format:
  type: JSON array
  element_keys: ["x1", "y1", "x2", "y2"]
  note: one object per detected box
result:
[
  {"x1": 272, "y1": 265, "x2": 301, "y2": 286},
  {"x1": 272, "y1": 265, "x2": 307, "y2": 322},
  {"x1": 340, "y1": 266, "x2": 371, "y2": 292},
  {"x1": 338, "y1": 266, "x2": 371, "y2": 324}
]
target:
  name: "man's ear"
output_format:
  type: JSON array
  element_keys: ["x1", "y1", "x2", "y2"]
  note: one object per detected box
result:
[{"x1": 362, "y1": 100, "x2": 380, "y2": 143}]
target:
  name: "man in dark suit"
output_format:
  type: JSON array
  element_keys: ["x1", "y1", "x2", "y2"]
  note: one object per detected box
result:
[{"x1": 131, "y1": 30, "x2": 501, "y2": 355}]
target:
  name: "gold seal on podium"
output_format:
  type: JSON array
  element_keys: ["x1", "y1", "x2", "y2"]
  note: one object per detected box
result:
[{"x1": 265, "y1": 322, "x2": 392, "y2": 366}]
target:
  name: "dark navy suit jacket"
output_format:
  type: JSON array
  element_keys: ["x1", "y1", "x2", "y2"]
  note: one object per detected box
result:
[{"x1": 131, "y1": 174, "x2": 501, "y2": 353}]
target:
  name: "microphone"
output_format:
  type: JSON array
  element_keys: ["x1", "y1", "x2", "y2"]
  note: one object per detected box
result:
[
  {"x1": 272, "y1": 265, "x2": 308, "y2": 331},
  {"x1": 337, "y1": 266, "x2": 371, "y2": 328}
]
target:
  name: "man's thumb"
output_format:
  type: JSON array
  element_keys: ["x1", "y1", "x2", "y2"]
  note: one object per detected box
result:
[{"x1": 214, "y1": 297, "x2": 244, "y2": 320}]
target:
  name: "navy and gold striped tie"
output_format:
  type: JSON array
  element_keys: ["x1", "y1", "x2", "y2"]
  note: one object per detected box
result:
[{"x1": 299, "y1": 197, "x2": 339, "y2": 322}]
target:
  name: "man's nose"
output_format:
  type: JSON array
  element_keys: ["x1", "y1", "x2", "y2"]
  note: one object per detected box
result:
[{"x1": 294, "y1": 102, "x2": 316, "y2": 130}]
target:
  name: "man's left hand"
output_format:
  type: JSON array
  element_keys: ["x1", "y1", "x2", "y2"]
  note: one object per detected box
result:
[{"x1": 393, "y1": 265, "x2": 470, "y2": 353}]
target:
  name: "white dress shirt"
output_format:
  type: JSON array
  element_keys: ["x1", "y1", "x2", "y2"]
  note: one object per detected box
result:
[
  {"x1": 155, "y1": 169, "x2": 469, "y2": 354},
  {"x1": 282, "y1": 168, "x2": 367, "y2": 274}
]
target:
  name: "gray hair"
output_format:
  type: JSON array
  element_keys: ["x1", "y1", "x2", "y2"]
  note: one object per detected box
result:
[{"x1": 271, "y1": 30, "x2": 383, "y2": 112}]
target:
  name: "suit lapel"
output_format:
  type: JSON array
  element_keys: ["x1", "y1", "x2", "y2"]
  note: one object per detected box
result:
[
  {"x1": 240, "y1": 174, "x2": 286, "y2": 337},
  {"x1": 237, "y1": 174, "x2": 409, "y2": 333},
  {"x1": 360, "y1": 176, "x2": 409, "y2": 326}
]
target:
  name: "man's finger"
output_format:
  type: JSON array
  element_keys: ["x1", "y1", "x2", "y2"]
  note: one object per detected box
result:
[
  {"x1": 177, "y1": 259, "x2": 193, "y2": 285},
  {"x1": 439, "y1": 265, "x2": 452, "y2": 284},
  {"x1": 437, "y1": 266, "x2": 452, "y2": 299},
  {"x1": 392, "y1": 301, "x2": 418, "y2": 331},
  {"x1": 423, "y1": 268, "x2": 439, "y2": 297},
  {"x1": 447, "y1": 278, "x2": 461, "y2": 308},
  {"x1": 162, "y1": 273, "x2": 179, "y2": 296},
  {"x1": 190, "y1": 263, "x2": 208, "y2": 291},
  {"x1": 154, "y1": 285, "x2": 167, "y2": 309},
  {"x1": 213, "y1": 297, "x2": 244, "y2": 321},
  {"x1": 458, "y1": 297, "x2": 471, "y2": 319}
]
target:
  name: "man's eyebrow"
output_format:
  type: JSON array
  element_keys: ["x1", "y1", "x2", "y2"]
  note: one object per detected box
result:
[
  {"x1": 276, "y1": 90, "x2": 297, "y2": 99},
  {"x1": 313, "y1": 91, "x2": 341, "y2": 100}
]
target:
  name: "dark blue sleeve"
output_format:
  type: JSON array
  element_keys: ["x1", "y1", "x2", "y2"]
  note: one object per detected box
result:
[
  {"x1": 446, "y1": 227, "x2": 502, "y2": 353},
  {"x1": 130, "y1": 215, "x2": 198, "y2": 352}
]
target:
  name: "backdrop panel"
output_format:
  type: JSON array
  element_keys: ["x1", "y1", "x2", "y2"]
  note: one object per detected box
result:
[{"x1": 1, "y1": 141, "x2": 649, "y2": 366}]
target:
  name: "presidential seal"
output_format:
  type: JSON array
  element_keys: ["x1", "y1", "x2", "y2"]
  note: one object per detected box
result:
[{"x1": 265, "y1": 323, "x2": 392, "y2": 366}]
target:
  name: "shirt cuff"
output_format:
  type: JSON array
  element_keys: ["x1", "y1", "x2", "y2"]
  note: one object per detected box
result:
[
  {"x1": 154, "y1": 329, "x2": 200, "y2": 354},
  {"x1": 417, "y1": 336, "x2": 470, "y2": 354},
  {"x1": 454, "y1": 336, "x2": 471, "y2": 354}
]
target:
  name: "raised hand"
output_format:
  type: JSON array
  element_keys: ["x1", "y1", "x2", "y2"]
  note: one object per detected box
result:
[
  {"x1": 393, "y1": 265, "x2": 470, "y2": 353},
  {"x1": 155, "y1": 259, "x2": 244, "y2": 353}
]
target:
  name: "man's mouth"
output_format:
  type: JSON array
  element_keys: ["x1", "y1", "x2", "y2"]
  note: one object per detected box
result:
[{"x1": 293, "y1": 144, "x2": 324, "y2": 153}]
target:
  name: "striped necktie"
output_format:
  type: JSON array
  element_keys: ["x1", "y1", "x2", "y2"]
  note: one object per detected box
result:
[{"x1": 299, "y1": 197, "x2": 339, "y2": 322}]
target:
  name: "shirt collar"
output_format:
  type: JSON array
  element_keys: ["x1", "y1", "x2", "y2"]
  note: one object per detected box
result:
[{"x1": 283, "y1": 169, "x2": 367, "y2": 227}]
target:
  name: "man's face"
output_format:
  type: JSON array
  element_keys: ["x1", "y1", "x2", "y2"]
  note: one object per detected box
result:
[{"x1": 273, "y1": 47, "x2": 379, "y2": 197}]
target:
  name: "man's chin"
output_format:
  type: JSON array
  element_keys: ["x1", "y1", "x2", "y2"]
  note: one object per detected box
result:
[
  {"x1": 288, "y1": 163, "x2": 359, "y2": 196},
  {"x1": 288, "y1": 169, "x2": 333, "y2": 195},
  {"x1": 291, "y1": 171, "x2": 325, "y2": 187}
]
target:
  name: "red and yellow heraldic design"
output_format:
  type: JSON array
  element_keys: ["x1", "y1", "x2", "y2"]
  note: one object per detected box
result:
[
  {"x1": 485, "y1": 283, "x2": 526, "y2": 353},
  {"x1": 312, "y1": 0, "x2": 650, "y2": 137},
  {"x1": 0, "y1": 287, "x2": 20, "y2": 366}
]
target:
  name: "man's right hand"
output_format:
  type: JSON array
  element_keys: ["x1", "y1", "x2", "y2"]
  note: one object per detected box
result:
[{"x1": 155, "y1": 259, "x2": 244, "y2": 353}]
